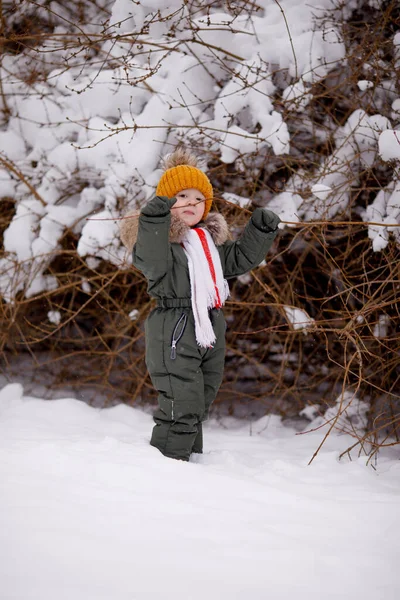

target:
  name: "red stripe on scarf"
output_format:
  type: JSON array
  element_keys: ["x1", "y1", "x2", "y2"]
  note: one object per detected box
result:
[{"x1": 194, "y1": 228, "x2": 222, "y2": 308}]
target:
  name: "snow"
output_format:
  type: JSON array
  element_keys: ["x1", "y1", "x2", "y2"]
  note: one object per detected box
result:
[
  {"x1": 0, "y1": 384, "x2": 400, "y2": 600},
  {"x1": 267, "y1": 190, "x2": 302, "y2": 226},
  {"x1": 392, "y1": 99, "x2": 400, "y2": 119},
  {"x1": 1, "y1": 0, "x2": 399, "y2": 300},
  {"x1": 283, "y1": 80, "x2": 312, "y2": 112},
  {"x1": 0, "y1": 382, "x2": 399, "y2": 600},
  {"x1": 3, "y1": 199, "x2": 45, "y2": 262},
  {"x1": 85, "y1": 256, "x2": 101, "y2": 270},
  {"x1": 47, "y1": 310, "x2": 61, "y2": 325},
  {"x1": 267, "y1": 109, "x2": 394, "y2": 225},
  {"x1": 0, "y1": 0, "x2": 354, "y2": 301},
  {"x1": 222, "y1": 192, "x2": 251, "y2": 209},
  {"x1": 81, "y1": 278, "x2": 91, "y2": 294},
  {"x1": 0, "y1": 130, "x2": 26, "y2": 160},
  {"x1": 283, "y1": 305, "x2": 315, "y2": 332},
  {"x1": 357, "y1": 80, "x2": 374, "y2": 91},
  {"x1": 304, "y1": 391, "x2": 369, "y2": 432},
  {"x1": 213, "y1": 55, "x2": 290, "y2": 161},
  {"x1": 2, "y1": 6, "x2": 398, "y2": 589},
  {"x1": 311, "y1": 183, "x2": 333, "y2": 200},
  {"x1": 379, "y1": 129, "x2": 400, "y2": 161},
  {"x1": 363, "y1": 180, "x2": 400, "y2": 251},
  {"x1": 373, "y1": 314, "x2": 390, "y2": 338},
  {"x1": 300, "y1": 110, "x2": 391, "y2": 220}
]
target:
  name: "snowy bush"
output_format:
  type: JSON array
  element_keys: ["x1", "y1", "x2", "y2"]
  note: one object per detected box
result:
[{"x1": 0, "y1": 0, "x2": 399, "y2": 454}]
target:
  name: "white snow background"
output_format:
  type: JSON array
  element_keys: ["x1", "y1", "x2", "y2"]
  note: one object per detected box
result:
[{"x1": 1, "y1": 382, "x2": 400, "y2": 600}]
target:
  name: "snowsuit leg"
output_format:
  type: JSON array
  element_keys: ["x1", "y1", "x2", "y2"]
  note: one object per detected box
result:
[
  {"x1": 145, "y1": 307, "x2": 225, "y2": 460},
  {"x1": 191, "y1": 422, "x2": 203, "y2": 454},
  {"x1": 201, "y1": 309, "x2": 226, "y2": 420},
  {"x1": 190, "y1": 309, "x2": 226, "y2": 454}
]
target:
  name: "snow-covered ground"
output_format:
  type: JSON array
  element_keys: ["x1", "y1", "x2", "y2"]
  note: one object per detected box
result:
[{"x1": 1, "y1": 383, "x2": 399, "y2": 600}]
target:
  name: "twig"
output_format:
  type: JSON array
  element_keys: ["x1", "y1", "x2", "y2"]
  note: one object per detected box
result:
[{"x1": 0, "y1": 156, "x2": 46, "y2": 207}]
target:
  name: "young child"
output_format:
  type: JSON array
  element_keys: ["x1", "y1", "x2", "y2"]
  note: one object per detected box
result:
[{"x1": 120, "y1": 148, "x2": 280, "y2": 461}]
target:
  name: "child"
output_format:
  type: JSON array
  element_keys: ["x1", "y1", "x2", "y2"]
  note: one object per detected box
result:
[{"x1": 120, "y1": 148, "x2": 280, "y2": 461}]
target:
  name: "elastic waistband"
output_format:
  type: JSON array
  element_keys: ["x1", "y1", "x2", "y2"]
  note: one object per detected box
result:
[{"x1": 156, "y1": 298, "x2": 192, "y2": 308}]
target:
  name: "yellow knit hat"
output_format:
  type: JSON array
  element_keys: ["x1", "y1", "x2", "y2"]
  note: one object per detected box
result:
[{"x1": 156, "y1": 148, "x2": 213, "y2": 219}]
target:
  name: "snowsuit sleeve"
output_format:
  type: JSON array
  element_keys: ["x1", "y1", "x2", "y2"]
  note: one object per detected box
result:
[
  {"x1": 132, "y1": 196, "x2": 175, "y2": 283},
  {"x1": 220, "y1": 208, "x2": 279, "y2": 279}
]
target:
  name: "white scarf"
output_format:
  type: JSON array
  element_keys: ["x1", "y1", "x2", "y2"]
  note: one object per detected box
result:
[{"x1": 182, "y1": 228, "x2": 230, "y2": 348}]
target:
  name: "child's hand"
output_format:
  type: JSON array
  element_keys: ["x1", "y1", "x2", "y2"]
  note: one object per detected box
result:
[
  {"x1": 260, "y1": 208, "x2": 281, "y2": 232},
  {"x1": 141, "y1": 196, "x2": 177, "y2": 217}
]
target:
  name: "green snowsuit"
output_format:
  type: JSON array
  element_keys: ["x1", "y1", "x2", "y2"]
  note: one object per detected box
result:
[{"x1": 126, "y1": 196, "x2": 279, "y2": 460}]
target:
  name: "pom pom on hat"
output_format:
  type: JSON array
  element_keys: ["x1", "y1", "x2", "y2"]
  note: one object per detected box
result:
[{"x1": 156, "y1": 148, "x2": 213, "y2": 219}]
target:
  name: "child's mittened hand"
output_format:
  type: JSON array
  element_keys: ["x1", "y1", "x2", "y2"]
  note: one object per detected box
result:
[
  {"x1": 261, "y1": 208, "x2": 281, "y2": 232},
  {"x1": 141, "y1": 196, "x2": 177, "y2": 217}
]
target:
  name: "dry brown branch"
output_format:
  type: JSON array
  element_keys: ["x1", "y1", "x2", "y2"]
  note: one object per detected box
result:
[{"x1": 0, "y1": 0, "x2": 399, "y2": 460}]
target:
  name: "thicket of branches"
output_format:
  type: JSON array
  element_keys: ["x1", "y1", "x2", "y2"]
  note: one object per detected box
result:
[{"x1": 0, "y1": 0, "x2": 399, "y2": 460}]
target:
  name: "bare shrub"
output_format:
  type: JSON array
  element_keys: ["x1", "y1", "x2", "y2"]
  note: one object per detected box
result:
[{"x1": 0, "y1": 0, "x2": 399, "y2": 459}]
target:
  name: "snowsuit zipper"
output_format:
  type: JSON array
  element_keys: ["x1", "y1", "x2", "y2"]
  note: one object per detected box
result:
[{"x1": 170, "y1": 313, "x2": 187, "y2": 360}]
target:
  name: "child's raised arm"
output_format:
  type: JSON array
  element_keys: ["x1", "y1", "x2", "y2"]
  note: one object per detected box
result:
[
  {"x1": 132, "y1": 196, "x2": 177, "y2": 283},
  {"x1": 221, "y1": 208, "x2": 280, "y2": 279}
]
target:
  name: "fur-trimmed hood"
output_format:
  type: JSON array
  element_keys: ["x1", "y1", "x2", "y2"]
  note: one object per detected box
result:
[{"x1": 119, "y1": 210, "x2": 230, "y2": 252}]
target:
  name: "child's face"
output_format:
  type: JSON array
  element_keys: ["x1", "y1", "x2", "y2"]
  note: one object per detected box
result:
[{"x1": 173, "y1": 188, "x2": 206, "y2": 226}]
